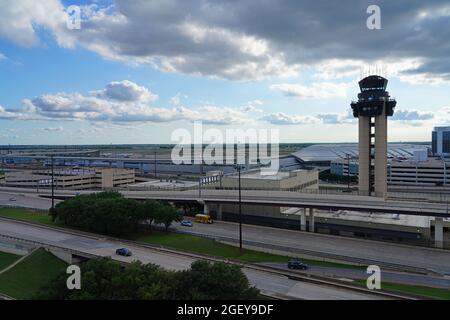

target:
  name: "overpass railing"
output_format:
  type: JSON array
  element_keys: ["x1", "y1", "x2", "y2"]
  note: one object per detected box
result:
[{"x1": 120, "y1": 184, "x2": 450, "y2": 203}]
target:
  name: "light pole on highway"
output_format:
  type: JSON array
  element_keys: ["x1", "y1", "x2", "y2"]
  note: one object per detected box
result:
[
  {"x1": 235, "y1": 164, "x2": 244, "y2": 252},
  {"x1": 51, "y1": 155, "x2": 55, "y2": 210},
  {"x1": 154, "y1": 151, "x2": 157, "y2": 178}
]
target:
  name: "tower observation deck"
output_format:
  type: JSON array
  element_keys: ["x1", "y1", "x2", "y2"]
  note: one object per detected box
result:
[{"x1": 351, "y1": 75, "x2": 396, "y2": 197}]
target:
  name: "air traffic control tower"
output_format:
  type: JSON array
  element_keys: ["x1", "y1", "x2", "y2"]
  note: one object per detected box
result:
[{"x1": 351, "y1": 75, "x2": 396, "y2": 197}]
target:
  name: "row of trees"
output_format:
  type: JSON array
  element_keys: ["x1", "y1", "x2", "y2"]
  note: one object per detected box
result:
[
  {"x1": 49, "y1": 192, "x2": 182, "y2": 236},
  {"x1": 36, "y1": 258, "x2": 260, "y2": 300}
]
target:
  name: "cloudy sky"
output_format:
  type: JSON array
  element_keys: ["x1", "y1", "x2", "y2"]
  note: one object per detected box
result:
[{"x1": 0, "y1": 0, "x2": 449, "y2": 145}]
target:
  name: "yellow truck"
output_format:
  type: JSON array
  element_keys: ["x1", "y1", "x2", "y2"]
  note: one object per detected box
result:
[{"x1": 195, "y1": 214, "x2": 213, "y2": 224}]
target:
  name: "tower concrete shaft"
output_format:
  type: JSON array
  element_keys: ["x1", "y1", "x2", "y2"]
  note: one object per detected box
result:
[{"x1": 351, "y1": 75, "x2": 396, "y2": 197}]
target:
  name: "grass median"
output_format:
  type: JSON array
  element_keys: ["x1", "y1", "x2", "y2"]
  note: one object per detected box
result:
[
  {"x1": 354, "y1": 279, "x2": 450, "y2": 300},
  {"x1": 0, "y1": 251, "x2": 20, "y2": 271},
  {"x1": 0, "y1": 207, "x2": 363, "y2": 268},
  {"x1": 0, "y1": 248, "x2": 67, "y2": 299}
]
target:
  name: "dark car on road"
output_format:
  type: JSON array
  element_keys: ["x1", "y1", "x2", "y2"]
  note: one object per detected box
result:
[
  {"x1": 288, "y1": 259, "x2": 309, "y2": 270},
  {"x1": 115, "y1": 248, "x2": 132, "y2": 257}
]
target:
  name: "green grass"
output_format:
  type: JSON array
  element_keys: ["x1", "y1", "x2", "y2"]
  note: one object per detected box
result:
[
  {"x1": 0, "y1": 208, "x2": 54, "y2": 226},
  {"x1": 0, "y1": 248, "x2": 67, "y2": 299},
  {"x1": 0, "y1": 251, "x2": 20, "y2": 271},
  {"x1": 354, "y1": 279, "x2": 450, "y2": 300},
  {"x1": 132, "y1": 231, "x2": 364, "y2": 269},
  {"x1": 0, "y1": 208, "x2": 364, "y2": 268}
]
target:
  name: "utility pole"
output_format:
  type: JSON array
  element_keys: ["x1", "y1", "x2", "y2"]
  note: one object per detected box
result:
[
  {"x1": 237, "y1": 164, "x2": 243, "y2": 252},
  {"x1": 347, "y1": 153, "x2": 351, "y2": 191},
  {"x1": 154, "y1": 151, "x2": 157, "y2": 178},
  {"x1": 51, "y1": 155, "x2": 55, "y2": 210}
]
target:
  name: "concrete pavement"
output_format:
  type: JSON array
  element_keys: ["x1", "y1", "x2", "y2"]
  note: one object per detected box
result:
[
  {"x1": 0, "y1": 218, "x2": 385, "y2": 300},
  {"x1": 172, "y1": 219, "x2": 450, "y2": 275}
]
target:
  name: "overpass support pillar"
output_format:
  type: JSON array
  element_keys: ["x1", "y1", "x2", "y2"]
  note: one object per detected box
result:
[
  {"x1": 435, "y1": 217, "x2": 444, "y2": 249},
  {"x1": 204, "y1": 203, "x2": 210, "y2": 215},
  {"x1": 300, "y1": 208, "x2": 307, "y2": 231},
  {"x1": 308, "y1": 208, "x2": 315, "y2": 232},
  {"x1": 216, "y1": 204, "x2": 223, "y2": 221}
]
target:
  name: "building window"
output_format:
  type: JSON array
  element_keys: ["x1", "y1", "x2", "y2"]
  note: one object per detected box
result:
[
  {"x1": 432, "y1": 131, "x2": 437, "y2": 155},
  {"x1": 443, "y1": 131, "x2": 450, "y2": 154}
]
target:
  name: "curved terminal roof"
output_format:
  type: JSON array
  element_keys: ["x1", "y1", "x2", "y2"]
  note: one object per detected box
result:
[{"x1": 291, "y1": 144, "x2": 429, "y2": 163}]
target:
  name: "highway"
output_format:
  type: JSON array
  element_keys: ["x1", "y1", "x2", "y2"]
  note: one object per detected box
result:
[
  {"x1": 38, "y1": 188, "x2": 450, "y2": 217},
  {"x1": 1, "y1": 186, "x2": 449, "y2": 216},
  {"x1": 0, "y1": 191, "x2": 61, "y2": 210},
  {"x1": 262, "y1": 263, "x2": 450, "y2": 289},
  {"x1": 2, "y1": 189, "x2": 450, "y2": 275},
  {"x1": 0, "y1": 218, "x2": 385, "y2": 300},
  {"x1": 172, "y1": 219, "x2": 450, "y2": 275}
]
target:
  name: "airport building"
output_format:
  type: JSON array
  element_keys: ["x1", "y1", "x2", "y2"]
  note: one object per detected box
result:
[
  {"x1": 432, "y1": 126, "x2": 450, "y2": 157},
  {"x1": 2, "y1": 168, "x2": 135, "y2": 190},
  {"x1": 219, "y1": 169, "x2": 319, "y2": 191},
  {"x1": 331, "y1": 153, "x2": 450, "y2": 186}
]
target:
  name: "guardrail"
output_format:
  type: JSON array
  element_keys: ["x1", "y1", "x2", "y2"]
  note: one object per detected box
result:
[{"x1": 0, "y1": 217, "x2": 415, "y2": 300}]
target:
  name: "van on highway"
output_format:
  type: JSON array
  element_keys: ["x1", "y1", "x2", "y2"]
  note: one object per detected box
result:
[{"x1": 195, "y1": 214, "x2": 213, "y2": 224}]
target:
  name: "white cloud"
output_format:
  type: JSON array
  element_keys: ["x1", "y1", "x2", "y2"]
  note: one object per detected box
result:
[
  {"x1": 270, "y1": 82, "x2": 350, "y2": 99},
  {"x1": 3, "y1": 80, "x2": 253, "y2": 125},
  {"x1": 42, "y1": 126, "x2": 64, "y2": 132},
  {"x1": 392, "y1": 109, "x2": 434, "y2": 121},
  {"x1": 0, "y1": 0, "x2": 73, "y2": 48},
  {"x1": 240, "y1": 100, "x2": 263, "y2": 112},
  {"x1": 260, "y1": 113, "x2": 318, "y2": 125},
  {"x1": 1, "y1": 1, "x2": 450, "y2": 82},
  {"x1": 98, "y1": 80, "x2": 158, "y2": 102}
]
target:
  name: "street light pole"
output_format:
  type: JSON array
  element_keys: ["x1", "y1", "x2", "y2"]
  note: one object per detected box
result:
[
  {"x1": 154, "y1": 151, "x2": 157, "y2": 178},
  {"x1": 51, "y1": 155, "x2": 55, "y2": 210},
  {"x1": 347, "y1": 153, "x2": 350, "y2": 191},
  {"x1": 237, "y1": 165, "x2": 243, "y2": 252}
]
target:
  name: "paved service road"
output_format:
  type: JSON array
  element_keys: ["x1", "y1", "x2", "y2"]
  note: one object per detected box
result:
[
  {"x1": 173, "y1": 220, "x2": 450, "y2": 275},
  {"x1": 261, "y1": 263, "x2": 450, "y2": 289},
  {"x1": 0, "y1": 219, "x2": 385, "y2": 300},
  {"x1": 0, "y1": 191, "x2": 57, "y2": 210},
  {"x1": 1, "y1": 189, "x2": 450, "y2": 275}
]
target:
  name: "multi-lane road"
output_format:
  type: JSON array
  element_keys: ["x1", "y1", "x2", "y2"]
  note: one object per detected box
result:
[
  {"x1": 2, "y1": 189, "x2": 450, "y2": 275},
  {"x1": 172, "y1": 219, "x2": 450, "y2": 275},
  {"x1": 0, "y1": 218, "x2": 385, "y2": 300}
]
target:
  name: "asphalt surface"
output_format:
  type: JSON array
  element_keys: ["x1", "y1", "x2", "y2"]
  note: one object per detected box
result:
[
  {"x1": 40, "y1": 188, "x2": 450, "y2": 217},
  {"x1": 1, "y1": 190, "x2": 450, "y2": 277},
  {"x1": 1, "y1": 186, "x2": 448, "y2": 216},
  {"x1": 261, "y1": 263, "x2": 450, "y2": 289},
  {"x1": 0, "y1": 219, "x2": 385, "y2": 300},
  {"x1": 172, "y1": 219, "x2": 450, "y2": 275},
  {"x1": 0, "y1": 191, "x2": 60, "y2": 210}
]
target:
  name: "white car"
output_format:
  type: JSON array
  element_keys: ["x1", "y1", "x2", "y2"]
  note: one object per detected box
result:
[{"x1": 9, "y1": 197, "x2": 17, "y2": 201}]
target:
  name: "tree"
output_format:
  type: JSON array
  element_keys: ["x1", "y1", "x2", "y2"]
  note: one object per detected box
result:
[
  {"x1": 176, "y1": 260, "x2": 260, "y2": 300},
  {"x1": 154, "y1": 205, "x2": 182, "y2": 232},
  {"x1": 50, "y1": 192, "x2": 182, "y2": 236},
  {"x1": 35, "y1": 258, "x2": 259, "y2": 300}
]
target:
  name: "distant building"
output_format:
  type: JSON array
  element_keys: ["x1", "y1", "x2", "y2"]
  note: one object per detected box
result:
[
  {"x1": 220, "y1": 169, "x2": 319, "y2": 191},
  {"x1": 290, "y1": 143, "x2": 429, "y2": 166},
  {"x1": 432, "y1": 126, "x2": 450, "y2": 157},
  {"x1": 3, "y1": 168, "x2": 135, "y2": 190},
  {"x1": 331, "y1": 157, "x2": 450, "y2": 186}
]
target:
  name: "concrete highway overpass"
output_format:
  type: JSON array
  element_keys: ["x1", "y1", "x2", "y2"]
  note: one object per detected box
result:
[
  {"x1": 0, "y1": 218, "x2": 388, "y2": 300},
  {"x1": 1, "y1": 189, "x2": 450, "y2": 275},
  {"x1": 1, "y1": 186, "x2": 448, "y2": 248}
]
